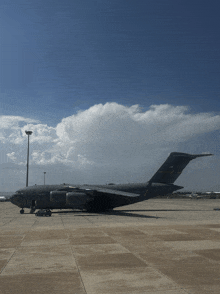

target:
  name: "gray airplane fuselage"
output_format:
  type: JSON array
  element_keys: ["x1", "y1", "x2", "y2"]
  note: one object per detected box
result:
[
  {"x1": 10, "y1": 152, "x2": 213, "y2": 213},
  {"x1": 10, "y1": 182, "x2": 181, "y2": 211}
]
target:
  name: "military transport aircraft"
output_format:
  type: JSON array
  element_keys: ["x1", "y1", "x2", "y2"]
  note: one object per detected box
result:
[{"x1": 10, "y1": 152, "x2": 212, "y2": 216}]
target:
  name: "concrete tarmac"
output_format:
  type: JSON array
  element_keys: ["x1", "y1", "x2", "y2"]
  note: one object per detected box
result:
[{"x1": 0, "y1": 199, "x2": 220, "y2": 294}]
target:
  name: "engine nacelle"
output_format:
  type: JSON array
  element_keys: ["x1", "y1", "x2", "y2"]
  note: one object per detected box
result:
[
  {"x1": 50, "y1": 191, "x2": 66, "y2": 203},
  {"x1": 66, "y1": 192, "x2": 90, "y2": 205}
]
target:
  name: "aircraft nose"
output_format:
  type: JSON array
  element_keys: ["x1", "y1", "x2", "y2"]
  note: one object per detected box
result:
[
  {"x1": 10, "y1": 192, "x2": 21, "y2": 205},
  {"x1": 10, "y1": 193, "x2": 17, "y2": 204}
]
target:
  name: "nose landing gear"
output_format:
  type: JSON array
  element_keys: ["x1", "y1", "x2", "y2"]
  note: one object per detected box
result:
[
  {"x1": 30, "y1": 200, "x2": 36, "y2": 214},
  {"x1": 20, "y1": 209, "x2": 24, "y2": 214}
]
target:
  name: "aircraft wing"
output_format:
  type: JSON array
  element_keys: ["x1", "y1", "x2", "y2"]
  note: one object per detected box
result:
[
  {"x1": 59, "y1": 185, "x2": 139, "y2": 198},
  {"x1": 87, "y1": 188, "x2": 140, "y2": 198},
  {"x1": 83, "y1": 187, "x2": 140, "y2": 209},
  {"x1": 62, "y1": 186, "x2": 140, "y2": 209}
]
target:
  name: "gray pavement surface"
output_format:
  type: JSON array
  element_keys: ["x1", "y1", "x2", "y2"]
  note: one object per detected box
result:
[{"x1": 0, "y1": 199, "x2": 220, "y2": 293}]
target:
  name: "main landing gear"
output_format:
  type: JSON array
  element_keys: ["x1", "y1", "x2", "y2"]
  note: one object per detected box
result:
[
  {"x1": 20, "y1": 209, "x2": 24, "y2": 214},
  {"x1": 30, "y1": 200, "x2": 36, "y2": 214},
  {"x1": 30, "y1": 207, "x2": 35, "y2": 214}
]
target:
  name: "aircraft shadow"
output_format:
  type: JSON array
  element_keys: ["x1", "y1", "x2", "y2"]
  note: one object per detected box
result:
[
  {"x1": 100, "y1": 210, "x2": 159, "y2": 219},
  {"x1": 23, "y1": 208, "x2": 206, "y2": 217},
  {"x1": 119, "y1": 209, "x2": 209, "y2": 212},
  {"x1": 51, "y1": 208, "x2": 214, "y2": 218},
  {"x1": 53, "y1": 210, "x2": 160, "y2": 219}
]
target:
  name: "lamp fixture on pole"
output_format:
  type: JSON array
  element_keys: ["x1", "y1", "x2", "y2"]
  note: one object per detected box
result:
[{"x1": 44, "y1": 172, "x2": 46, "y2": 185}]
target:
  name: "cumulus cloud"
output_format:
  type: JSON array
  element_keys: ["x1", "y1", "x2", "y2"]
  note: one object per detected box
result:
[
  {"x1": 6, "y1": 152, "x2": 17, "y2": 162},
  {"x1": 0, "y1": 103, "x2": 220, "y2": 190},
  {"x1": 0, "y1": 116, "x2": 39, "y2": 144},
  {"x1": 53, "y1": 103, "x2": 220, "y2": 167}
]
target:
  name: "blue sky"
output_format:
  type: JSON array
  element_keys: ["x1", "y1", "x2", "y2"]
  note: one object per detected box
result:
[{"x1": 0, "y1": 1, "x2": 220, "y2": 191}]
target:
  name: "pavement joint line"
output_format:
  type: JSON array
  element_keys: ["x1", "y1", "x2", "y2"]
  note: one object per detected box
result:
[
  {"x1": 0, "y1": 218, "x2": 38, "y2": 275},
  {"x1": 1, "y1": 200, "x2": 220, "y2": 293},
  {"x1": 101, "y1": 227, "x2": 191, "y2": 293},
  {"x1": 0, "y1": 232, "x2": 26, "y2": 275},
  {"x1": 0, "y1": 248, "x2": 16, "y2": 275},
  {"x1": 78, "y1": 219, "x2": 183, "y2": 291},
  {"x1": 60, "y1": 213, "x2": 88, "y2": 294},
  {"x1": 1, "y1": 215, "x2": 20, "y2": 227}
]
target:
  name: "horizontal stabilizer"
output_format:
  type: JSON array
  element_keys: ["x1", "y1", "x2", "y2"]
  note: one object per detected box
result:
[{"x1": 149, "y1": 152, "x2": 213, "y2": 184}]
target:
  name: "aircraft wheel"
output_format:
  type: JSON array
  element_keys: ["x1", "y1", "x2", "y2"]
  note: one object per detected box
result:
[{"x1": 20, "y1": 209, "x2": 24, "y2": 214}]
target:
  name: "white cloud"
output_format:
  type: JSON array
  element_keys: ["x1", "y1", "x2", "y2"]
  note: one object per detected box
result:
[
  {"x1": 6, "y1": 152, "x2": 17, "y2": 162},
  {"x1": 53, "y1": 103, "x2": 220, "y2": 167},
  {"x1": 0, "y1": 116, "x2": 39, "y2": 145},
  {"x1": 0, "y1": 103, "x2": 220, "y2": 191}
]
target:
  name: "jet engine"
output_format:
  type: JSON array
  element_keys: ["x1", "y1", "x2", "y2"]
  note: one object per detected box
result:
[
  {"x1": 50, "y1": 191, "x2": 66, "y2": 203},
  {"x1": 66, "y1": 192, "x2": 90, "y2": 205}
]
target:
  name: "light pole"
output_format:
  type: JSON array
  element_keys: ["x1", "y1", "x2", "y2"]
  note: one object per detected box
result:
[
  {"x1": 44, "y1": 172, "x2": 46, "y2": 185},
  {"x1": 25, "y1": 130, "x2": 32, "y2": 187}
]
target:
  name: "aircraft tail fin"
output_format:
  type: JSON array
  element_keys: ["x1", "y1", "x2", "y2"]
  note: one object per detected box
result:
[{"x1": 149, "y1": 152, "x2": 213, "y2": 184}]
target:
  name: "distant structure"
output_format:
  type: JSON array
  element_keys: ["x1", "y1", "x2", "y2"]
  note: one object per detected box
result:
[
  {"x1": 165, "y1": 191, "x2": 220, "y2": 199},
  {"x1": 0, "y1": 192, "x2": 13, "y2": 201}
]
